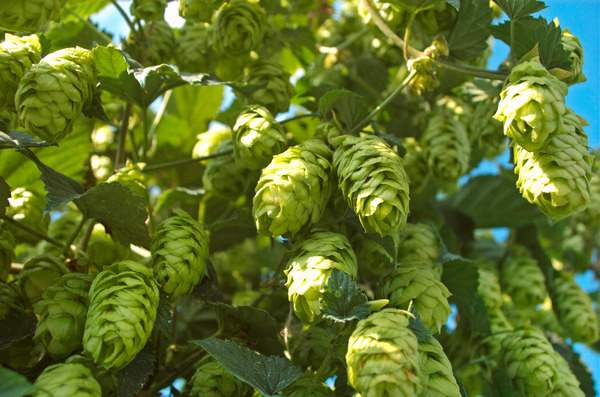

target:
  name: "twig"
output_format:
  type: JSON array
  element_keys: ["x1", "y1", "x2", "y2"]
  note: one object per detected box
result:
[
  {"x1": 141, "y1": 150, "x2": 233, "y2": 173},
  {"x1": 1, "y1": 215, "x2": 62, "y2": 248},
  {"x1": 115, "y1": 103, "x2": 133, "y2": 169}
]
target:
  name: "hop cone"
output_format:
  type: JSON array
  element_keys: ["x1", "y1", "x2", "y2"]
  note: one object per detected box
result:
[
  {"x1": 32, "y1": 363, "x2": 102, "y2": 397},
  {"x1": 33, "y1": 273, "x2": 94, "y2": 358},
  {"x1": 66, "y1": 354, "x2": 118, "y2": 397},
  {"x1": 397, "y1": 222, "x2": 440, "y2": 270},
  {"x1": 494, "y1": 60, "x2": 568, "y2": 151},
  {"x1": 87, "y1": 224, "x2": 130, "y2": 271},
  {"x1": 561, "y1": 28, "x2": 586, "y2": 85},
  {"x1": 352, "y1": 232, "x2": 397, "y2": 275},
  {"x1": 188, "y1": 355, "x2": 247, "y2": 396},
  {"x1": 379, "y1": 264, "x2": 452, "y2": 333},
  {"x1": 550, "y1": 272, "x2": 598, "y2": 343},
  {"x1": 478, "y1": 267, "x2": 502, "y2": 309},
  {"x1": 150, "y1": 208, "x2": 210, "y2": 299},
  {"x1": 513, "y1": 110, "x2": 593, "y2": 222},
  {"x1": 203, "y1": 140, "x2": 256, "y2": 200},
  {"x1": 333, "y1": 135, "x2": 410, "y2": 236},
  {"x1": 401, "y1": 137, "x2": 430, "y2": 194},
  {"x1": 6, "y1": 187, "x2": 49, "y2": 244},
  {"x1": 499, "y1": 326, "x2": 559, "y2": 396},
  {"x1": 0, "y1": 228, "x2": 15, "y2": 281},
  {"x1": 83, "y1": 260, "x2": 159, "y2": 370},
  {"x1": 192, "y1": 127, "x2": 232, "y2": 162},
  {"x1": 281, "y1": 372, "x2": 335, "y2": 397},
  {"x1": 18, "y1": 254, "x2": 70, "y2": 306},
  {"x1": 0, "y1": 0, "x2": 65, "y2": 33},
  {"x1": 37, "y1": 211, "x2": 80, "y2": 256},
  {"x1": 421, "y1": 111, "x2": 471, "y2": 183},
  {"x1": 253, "y1": 139, "x2": 333, "y2": 237},
  {"x1": 419, "y1": 337, "x2": 461, "y2": 397},
  {"x1": 242, "y1": 60, "x2": 295, "y2": 115},
  {"x1": 469, "y1": 100, "x2": 506, "y2": 159},
  {"x1": 107, "y1": 161, "x2": 149, "y2": 203},
  {"x1": 551, "y1": 352, "x2": 585, "y2": 397},
  {"x1": 15, "y1": 47, "x2": 97, "y2": 143},
  {"x1": 233, "y1": 105, "x2": 287, "y2": 169},
  {"x1": 178, "y1": 0, "x2": 215, "y2": 22},
  {"x1": 0, "y1": 34, "x2": 42, "y2": 112},
  {"x1": 579, "y1": 162, "x2": 600, "y2": 226},
  {"x1": 130, "y1": 0, "x2": 167, "y2": 21},
  {"x1": 501, "y1": 256, "x2": 546, "y2": 307},
  {"x1": 287, "y1": 325, "x2": 334, "y2": 374},
  {"x1": 176, "y1": 22, "x2": 214, "y2": 72},
  {"x1": 144, "y1": 21, "x2": 176, "y2": 65},
  {"x1": 285, "y1": 230, "x2": 357, "y2": 324},
  {"x1": 209, "y1": 0, "x2": 266, "y2": 56},
  {"x1": 346, "y1": 308, "x2": 422, "y2": 396},
  {"x1": 0, "y1": 281, "x2": 21, "y2": 319}
]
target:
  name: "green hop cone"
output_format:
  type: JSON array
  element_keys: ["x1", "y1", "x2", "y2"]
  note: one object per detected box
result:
[
  {"x1": 477, "y1": 267, "x2": 502, "y2": 310},
  {"x1": 352, "y1": 232, "x2": 398, "y2": 275},
  {"x1": 203, "y1": 140, "x2": 257, "y2": 200},
  {"x1": 281, "y1": 372, "x2": 335, "y2": 397},
  {"x1": 83, "y1": 260, "x2": 159, "y2": 370},
  {"x1": 333, "y1": 135, "x2": 410, "y2": 237},
  {"x1": 501, "y1": 256, "x2": 546, "y2": 307},
  {"x1": 150, "y1": 208, "x2": 210, "y2": 299},
  {"x1": 107, "y1": 161, "x2": 149, "y2": 203},
  {"x1": 0, "y1": 34, "x2": 42, "y2": 112},
  {"x1": 17, "y1": 254, "x2": 70, "y2": 306},
  {"x1": 33, "y1": 273, "x2": 94, "y2": 358},
  {"x1": 65, "y1": 355, "x2": 118, "y2": 397},
  {"x1": 499, "y1": 326, "x2": 559, "y2": 396},
  {"x1": 188, "y1": 355, "x2": 247, "y2": 396},
  {"x1": 0, "y1": 0, "x2": 66, "y2": 33},
  {"x1": 379, "y1": 264, "x2": 452, "y2": 333},
  {"x1": 401, "y1": 137, "x2": 430, "y2": 194},
  {"x1": 561, "y1": 28, "x2": 586, "y2": 85},
  {"x1": 192, "y1": 127, "x2": 232, "y2": 162},
  {"x1": 15, "y1": 47, "x2": 97, "y2": 143},
  {"x1": 176, "y1": 22, "x2": 214, "y2": 72},
  {"x1": 178, "y1": 0, "x2": 215, "y2": 22},
  {"x1": 285, "y1": 230, "x2": 357, "y2": 324},
  {"x1": 0, "y1": 281, "x2": 21, "y2": 319},
  {"x1": 144, "y1": 21, "x2": 176, "y2": 65},
  {"x1": 551, "y1": 352, "x2": 585, "y2": 397},
  {"x1": 494, "y1": 60, "x2": 568, "y2": 151},
  {"x1": 242, "y1": 60, "x2": 295, "y2": 115},
  {"x1": 469, "y1": 100, "x2": 506, "y2": 159},
  {"x1": 209, "y1": 0, "x2": 266, "y2": 56},
  {"x1": 87, "y1": 224, "x2": 130, "y2": 271},
  {"x1": 513, "y1": 109, "x2": 593, "y2": 222},
  {"x1": 253, "y1": 139, "x2": 333, "y2": 237},
  {"x1": 7, "y1": 187, "x2": 49, "y2": 245},
  {"x1": 32, "y1": 363, "x2": 102, "y2": 397},
  {"x1": 550, "y1": 271, "x2": 598, "y2": 343},
  {"x1": 233, "y1": 105, "x2": 287, "y2": 170},
  {"x1": 130, "y1": 0, "x2": 167, "y2": 21},
  {"x1": 396, "y1": 222, "x2": 440, "y2": 270},
  {"x1": 419, "y1": 337, "x2": 461, "y2": 397},
  {"x1": 408, "y1": 56, "x2": 439, "y2": 96},
  {"x1": 0, "y1": 228, "x2": 15, "y2": 281},
  {"x1": 578, "y1": 160, "x2": 600, "y2": 226},
  {"x1": 346, "y1": 308, "x2": 422, "y2": 397}
]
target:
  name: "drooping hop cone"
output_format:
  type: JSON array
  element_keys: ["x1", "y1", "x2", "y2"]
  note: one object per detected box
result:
[
  {"x1": 397, "y1": 222, "x2": 440, "y2": 270},
  {"x1": 419, "y1": 337, "x2": 461, "y2": 397},
  {"x1": 176, "y1": 22, "x2": 214, "y2": 73},
  {"x1": 499, "y1": 326, "x2": 559, "y2": 396},
  {"x1": 0, "y1": 228, "x2": 15, "y2": 281},
  {"x1": 551, "y1": 351, "x2": 585, "y2": 397},
  {"x1": 107, "y1": 161, "x2": 149, "y2": 203},
  {"x1": 33, "y1": 273, "x2": 94, "y2": 358},
  {"x1": 233, "y1": 105, "x2": 287, "y2": 170},
  {"x1": 209, "y1": 0, "x2": 266, "y2": 56},
  {"x1": 477, "y1": 267, "x2": 502, "y2": 310},
  {"x1": 242, "y1": 60, "x2": 295, "y2": 115},
  {"x1": 352, "y1": 232, "x2": 398, "y2": 275},
  {"x1": 501, "y1": 256, "x2": 546, "y2": 307},
  {"x1": 253, "y1": 139, "x2": 333, "y2": 237},
  {"x1": 15, "y1": 46, "x2": 97, "y2": 143},
  {"x1": 281, "y1": 372, "x2": 335, "y2": 397},
  {"x1": 401, "y1": 137, "x2": 430, "y2": 194},
  {"x1": 192, "y1": 127, "x2": 232, "y2": 162},
  {"x1": 379, "y1": 264, "x2": 452, "y2": 333},
  {"x1": 188, "y1": 355, "x2": 247, "y2": 396},
  {"x1": 513, "y1": 110, "x2": 593, "y2": 222},
  {"x1": 333, "y1": 135, "x2": 410, "y2": 237},
  {"x1": 0, "y1": 34, "x2": 41, "y2": 112},
  {"x1": 150, "y1": 208, "x2": 210, "y2": 299},
  {"x1": 7, "y1": 187, "x2": 49, "y2": 245},
  {"x1": 346, "y1": 308, "x2": 422, "y2": 396},
  {"x1": 285, "y1": 230, "x2": 357, "y2": 324},
  {"x1": 66, "y1": 354, "x2": 117, "y2": 397},
  {"x1": 32, "y1": 363, "x2": 102, "y2": 397},
  {"x1": 550, "y1": 272, "x2": 598, "y2": 343},
  {"x1": 130, "y1": 0, "x2": 167, "y2": 21},
  {"x1": 83, "y1": 260, "x2": 159, "y2": 370},
  {"x1": 203, "y1": 139, "x2": 256, "y2": 200},
  {"x1": 18, "y1": 254, "x2": 70, "y2": 306},
  {"x1": 561, "y1": 28, "x2": 586, "y2": 86},
  {"x1": 0, "y1": 281, "x2": 21, "y2": 319},
  {"x1": 0, "y1": 0, "x2": 66, "y2": 33},
  {"x1": 494, "y1": 60, "x2": 568, "y2": 151}
]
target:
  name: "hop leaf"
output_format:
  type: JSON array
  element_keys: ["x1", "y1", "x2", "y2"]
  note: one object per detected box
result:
[
  {"x1": 209, "y1": 0, "x2": 267, "y2": 56},
  {"x1": 0, "y1": 0, "x2": 66, "y2": 33},
  {"x1": 281, "y1": 372, "x2": 336, "y2": 397},
  {"x1": 0, "y1": 34, "x2": 42, "y2": 112},
  {"x1": 107, "y1": 161, "x2": 149, "y2": 203},
  {"x1": 32, "y1": 363, "x2": 102, "y2": 397}
]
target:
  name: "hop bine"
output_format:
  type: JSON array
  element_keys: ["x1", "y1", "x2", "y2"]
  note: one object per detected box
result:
[{"x1": 0, "y1": 34, "x2": 41, "y2": 112}]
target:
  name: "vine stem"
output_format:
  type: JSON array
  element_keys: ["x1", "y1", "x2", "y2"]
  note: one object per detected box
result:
[
  {"x1": 1, "y1": 215, "x2": 62, "y2": 248},
  {"x1": 109, "y1": 0, "x2": 139, "y2": 40},
  {"x1": 140, "y1": 107, "x2": 150, "y2": 162},
  {"x1": 115, "y1": 103, "x2": 133, "y2": 169},
  {"x1": 306, "y1": 324, "x2": 349, "y2": 395},
  {"x1": 141, "y1": 149, "x2": 233, "y2": 173},
  {"x1": 62, "y1": 214, "x2": 88, "y2": 258},
  {"x1": 279, "y1": 113, "x2": 316, "y2": 125},
  {"x1": 147, "y1": 90, "x2": 173, "y2": 145},
  {"x1": 64, "y1": 8, "x2": 112, "y2": 44},
  {"x1": 403, "y1": 11, "x2": 417, "y2": 61},
  {"x1": 434, "y1": 59, "x2": 507, "y2": 81}
]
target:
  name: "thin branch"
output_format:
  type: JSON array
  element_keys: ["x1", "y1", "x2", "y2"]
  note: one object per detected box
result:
[
  {"x1": 109, "y1": 0, "x2": 138, "y2": 38},
  {"x1": 1, "y1": 215, "x2": 62, "y2": 248},
  {"x1": 62, "y1": 214, "x2": 87, "y2": 258},
  {"x1": 115, "y1": 103, "x2": 133, "y2": 169},
  {"x1": 433, "y1": 59, "x2": 508, "y2": 81},
  {"x1": 141, "y1": 150, "x2": 233, "y2": 173},
  {"x1": 64, "y1": 7, "x2": 112, "y2": 44}
]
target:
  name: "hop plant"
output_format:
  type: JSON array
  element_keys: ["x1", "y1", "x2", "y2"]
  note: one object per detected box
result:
[
  {"x1": 37, "y1": 211, "x2": 80, "y2": 256},
  {"x1": 501, "y1": 255, "x2": 546, "y2": 307},
  {"x1": 281, "y1": 372, "x2": 335, "y2": 397},
  {"x1": 561, "y1": 28, "x2": 586, "y2": 85},
  {"x1": 32, "y1": 363, "x2": 102, "y2": 397},
  {"x1": 346, "y1": 308, "x2": 422, "y2": 396},
  {"x1": 107, "y1": 161, "x2": 149, "y2": 203},
  {"x1": 178, "y1": 0, "x2": 215, "y2": 22},
  {"x1": 494, "y1": 60, "x2": 568, "y2": 151},
  {"x1": 65, "y1": 355, "x2": 118, "y2": 397},
  {"x1": 6, "y1": 187, "x2": 49, "y2": 244},
  {"x1": 401, "y1": 137, "x2": 430, "y2": 194},
  {"x1": 17, "y1": 254, "x2": 70, "y2": 306},
  {"x1": 87, "y1": 224, "x2": 130, "y2": 271},
  {"x1": 419, "y1": 336, "x2": 461, "y2": 397},
  {"x1": 192, "y1": 127, "x2": 232, "y2": 162},
  {"x1": 551, "y1": 352, "x2": 585, "y2": 397},
  {"x1": 33, "y1": 273, "x2": 94, "y2": 358},
  {"x1": 0, "y1": 282, "x2": 21, "y2": 319},
  {"x1": 241, "y1": 60, "x2": 295, "y2": 115},
  {"x1": 188, "y1": 355, "x2": 248, "y2": 396},
  {"x1": 0, "y1": 0, "x2": 66, "y2": 33},
  {"x1": 83, "y1": 260, "x2": 159, "y2": 370},
  {"x1": 130, "y1": 0, "x2": 167, "y2": 21},
  {"x1": 176, "y1": 22, "x2": 214, "y2": 72},
  {"x1": 499, "y1": 326, "x2": 559, "y2": 396},
  {"x1": 253, "y1": 139, "x2": 333, "y2": 237},
  {"x1": 203, "y1": 140, "x2": 257, "y2": 200},
  {"x1": 513, "y1": 109, "x2": 593, "y2": 222},
  {"x1": 469, "y1": 99, "x2": 506, "y2": 159},
  {"x1": 209, "y1": 0, "x2": 266, "y2": 56},
  {"x1": 233, "y1": 105, "x2": 287, "y2": 170},
  {"x1": 143, "y1": 21, "x2": 176, "y2": 65},
  {"x1": 0, "y1": 228, "x2": 15, "y2": 281},
  {"x1": 477, "y1": 267, "x2": 502, "y2": 310},
  {"x1": 150, "y1": 208, "x2": 210, "y2": 299},
  {"x1": 550, "y1": 272, "x2": 598, "y2": 343},
  {"x1": 379, "y1": 264, "x2": 452, "y2": 333},
  {"x1": 0, "y1": 34, "x2": 42, "y2": 112},
  {"x1": 287, "y1": 325, "x2": 333, "y2": 373},
  {"x1": 15, "y1": 47, "x2": 97, "y2": 143},
  {"x1": 285, "y1": 230, "x2": 358, "y2": 324},
  {"x1": 396, "y1": 222, "x2": 440, "y2": 270},
  {"x1": 333, "y1": 135, "x2": 410, "y2": 236},
  {"x1": 352, "y1": 232, "x2": 397, "y2": 275}
]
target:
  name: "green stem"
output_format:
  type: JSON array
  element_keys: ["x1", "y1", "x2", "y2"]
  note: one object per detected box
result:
[
  {"x1": 77, "y1": 219, "x2": 95, "y2": 273},
  {"x1": 306, "y1": 325, "x2": 348, "y2": 395},
  {"x1": 141, "y1": 150, "x2": 233, "y2": 173},
  {"x1": 115, "y1": 103, "x2": 132, "y2": 169},
  {"x1": 403, "y1": 11, "x2": 417, "y2": 61},
  {"x1": 147, "y1": 90, "x2": 172, "y2": 144},
  {"x1": 337, "y1": 27, "x2": 369, "y2": 51},
  {"x1": 1, "y1": 215, "x2": 62, "y2": 248},
  {"x1": 64, "y1": 7, "x2": 112, "y2": 44},
  {"x1": 62, "y1": 215, "x2": 87, "y2": 258},
  {"x1": 109, "y1": 0, "x2": 139, "y2": 39},
  {"x1": 510, "y1": 20, "x2": 516, "y2": 66},
  {"x1": 140, "y1": 107, "x2": 150, "y2": 162},
  {"x1": 279, "y1": 113, "x2": 316, "y2": 125},
  {"x1": 433, "y1": 59, "x2": 507, "y2": 81}
]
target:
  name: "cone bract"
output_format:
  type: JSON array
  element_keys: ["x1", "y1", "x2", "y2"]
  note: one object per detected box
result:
[
  {"x1": 0, "y1": 0, "x2": 66, "y2": 33},
  {"x1": 192, "y1": 127, "x2": 232, "y2": 162},
  {"x1": 0, "y1": 34, "x2": 42, "y2": 112},
  {"x1": 397, "y1": 222, "x2": 440, "y2": 270},
  {"x1": 188, "y1": 355, "x2": 247, "y2": 396},
  {"x1": 478, "y1": 268, "x2": 502, "y2": 310},
  {"x1": 18, "y1": 254, "x2": 70, "y2": 306},
  {"x1": 32, "y1": 363, "x2": 102, "y2": 397},
  {"x1": 501, "y1": 256, "x2": 546, "y2": 307},
  {"x1": 419, "y1": 337, "x2": 461, "y2": 397},
  {"x1": 209, "y1": 0, "x2": 266, "y2": 56},
  {"x1": 242, "y1": 60, "x2": 295, "y2": 115},
  {"x1": 561, "y1": 28, "x2": 586, "y2": 85},
  {"x1": 66, "y1": 354, "x2": 118, "y2": 397}
]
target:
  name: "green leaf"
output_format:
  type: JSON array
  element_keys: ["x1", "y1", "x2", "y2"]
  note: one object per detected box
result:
[
  {"x1": 93, "y1": 46, "x2": 144, "y2": 106},
  {"x1": 190, "y1": 339, "x2": 302, "y2": 397},
  {"x1": 364, "y1": 232, "x2": 397, "y2": 268},
  {"x1": 448, "y1": 0, "x2": 493, "y2": 61},
  {"x1": 45, "y1": 18, "x2": 111, "y2": 52},
  {"x1": 154, "y1": 293, "x2": 173, "y2": 338},
  {"x1": 63, "y1": 0, "x2": 112, "y2": 19},
  {"x1": 0, "y1": 131, "x2": 53, "y2": 149},
  {"x1": 132, "y1": 65, "x2": 191, "y2": 107},
  {"x1": 82, "y1": 90, "x2": 110, "y2": 123},
  {"x1": 0, "y1": 318, "x2": 37, "y2": 350},
  {"x1": 317, "y1": 90, "x2": 368, "y2": 133},
  {"x1": 75, "y1": 182, "x2": 151, "y2": 249},
  {"x1": 167, "y1": 85, "x2": 224, "y2": 136},
  {"x1": 320, "y1": 270, "x2": 370, "y2": 323},
  {"x1": 116, "y1": 344, "x2": 156, "y2": 397},
  {"x1": 0, "y1": 177, "x2": 9, "y2": 215},
  {"x1": 492, "y1": 0, "x2": 546, "y2": 20},
  {"x1": 281, "y1": 27, "x2": 317, "y2": 67},
  {"x1": 155, "y1": 187, "x2": 204, "y2": 214},
  {"x1": 485, "y1": 368, "x2": 520, "y2": 396},
  {"x1": 409, "y1": 307, "x2": 433, "y2": 343},
  {"x1": 0, "y1": 366, "x2": 36, "y2": 397}
]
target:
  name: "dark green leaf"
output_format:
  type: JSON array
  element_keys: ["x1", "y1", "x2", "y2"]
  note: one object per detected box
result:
[
  {"x1": 320, "y1": 270, "x2": 370, "y2": 323},
  {"x1": 92, "y1": 46, "x2": 143, "y2": 106},
  {"x1": 132, "y1": 65, "x2": 190, "y2": 107},
  {"x1": 190, "y1": 339, "x2": 302, "y2": 397},
  {"x1": 372, "y1": 126, "x2": 406, "y2": 157},
  {"x1": 0, "y1": 131, "x2": 53, "y2": 149},
  {"x1": 191, "y1": 262, "x2": 223, "y2": 303},
  {"x1": 82, "y1": 90, "x2": 110, "y2": 123},
  {"x1": 75, "y1": 182, "x2": 151, "y2": 249},
  {"x1": 0, "y1": 177, "x2": 10, "y2": 215},
  {"x1": 155, "y1": 187, "x2": 204, "y2": 214},
  {"x1": 484, "y1": 367, "x2": 520, "y2": 396},
  {"x1": 550, "y1": 337, "x2": 596, "y2": 397},
  {"x1": 116, "y1": 344, "x2": 156, "y2": 397},
  {"x1": 317, "y1": 90, "x2": 368, "y2": 133},
  {"x1": 281, "y1": 27, "x2": 317, "y2": 67},
  {"x1": 364, "y1": 232, "x2": 397, "y2": 268},
  {"x1": 0, "y1": 318, "x2": 37, "y2": 350},
  {"x1": 448, "y1": 0, "x2": 493, "y2": 61},
  {"x1": 409, "y1": 307, "x2": 433, "y2": 343},
  {"x1": 0, "y1": 366, "x2": 36, "y2": 397},
  {"x1": 154, "y1": 293, "x2": 173, "y2": 338},
  {"x1": 492, "y1": 0, "x2": 546, "y2": 19}
]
